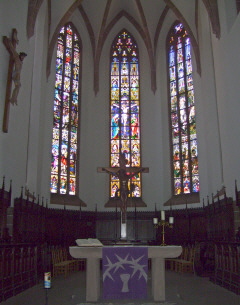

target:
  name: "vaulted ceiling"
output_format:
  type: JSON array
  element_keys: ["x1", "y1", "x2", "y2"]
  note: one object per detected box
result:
[{"x1": 27, "y1": 0, "x2": 220, "y2": 93}]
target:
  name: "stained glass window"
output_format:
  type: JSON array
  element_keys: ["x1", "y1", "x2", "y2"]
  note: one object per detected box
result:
[
  {"x1": 110, "y1": 30, "x2": 142, "y2": 198},
  {"x1": 50, "y1": 23, "x2": 81, "y2": 196},
  {"x1": 167, "y1": 22, "x2": 199, "y2": 195}
]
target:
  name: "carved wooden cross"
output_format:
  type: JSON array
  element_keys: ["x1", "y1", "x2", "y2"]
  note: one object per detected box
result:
[
  {"x1": 98, "y1": 153, "x2": 149, "y2": 239},
  {"x1": 2, "y1": 29, "x2": 27, "y2": 132}
]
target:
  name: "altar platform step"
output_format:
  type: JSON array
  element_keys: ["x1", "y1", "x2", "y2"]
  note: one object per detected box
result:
[{"x1": 1, "y1": 270, "x2": 240, "y2": 305}]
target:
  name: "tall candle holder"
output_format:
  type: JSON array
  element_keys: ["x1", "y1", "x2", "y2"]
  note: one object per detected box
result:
[{"x1": 153, "y1": 210, "x2": 174, "y2": 246}]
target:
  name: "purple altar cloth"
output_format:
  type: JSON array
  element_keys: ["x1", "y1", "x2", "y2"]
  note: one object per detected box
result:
[{"x1": 102, "y1": 246, "x2": 148, "y2": 299}]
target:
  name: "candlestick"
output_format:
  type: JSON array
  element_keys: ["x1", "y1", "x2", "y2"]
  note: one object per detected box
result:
[{"x1": 153, "y1": 215, "x2": 174, "y2": 246}]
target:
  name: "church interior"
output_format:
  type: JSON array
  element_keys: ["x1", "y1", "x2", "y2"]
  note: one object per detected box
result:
[{"x1": 0, "y1": 0, "x2": 240, "y2": 303}]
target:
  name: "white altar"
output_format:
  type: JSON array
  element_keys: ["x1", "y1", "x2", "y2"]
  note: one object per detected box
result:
[{"x1": 69, "y1": 245, "x2": 182, "y2": 302}]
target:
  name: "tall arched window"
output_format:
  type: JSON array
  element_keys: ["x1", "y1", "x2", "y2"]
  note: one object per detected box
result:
[
  {"x1": 109, "y1": 30, "x2": 142, "y2": 201},
  {"x1": 50, "y1": 23, "x2": 81, "y2": 198},
  {"x1": 167, "y1": 22, "x2": 199, "y2": 196}
]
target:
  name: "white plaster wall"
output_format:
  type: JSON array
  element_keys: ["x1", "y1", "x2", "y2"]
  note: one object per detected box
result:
[
  {"x1": 0, "y1": 1, "x2": 32, "y2": 201},
  {"x1": 1, "y1": 0, "x2": 240, "y2": 212},
  {"x1": 76, "y1": 17, "x2": 161, "y2": 211},
  {"x1": 171, "y1": 0, "x2": 197, "y2": 38},
  {"x1": 156, "y1": 9, "x2": 177, "y2": 205},
  {"x1": 195, "y1": 2, "x2": 223, "y2": 199},
  {"x1": 223, "y1": 0, "x2": 238, "y2": 32},
  {"x1": 50, "y1": 0, "x2": 76, "y2": 38},
  {"x1": 14, "y1": 1, "x2": 50, "y2": 203},
  {"x1": 211, "y1": 1, "x2": 240, "y2": 198}
]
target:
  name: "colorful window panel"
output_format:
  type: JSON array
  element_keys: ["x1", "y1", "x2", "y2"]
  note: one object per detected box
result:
[
  {"x1": 51, "y1": 24, "x2": 81, "y2": 195},
  {"x1": 110, "y1": 30, "x2": 141, "y2": 198},
  {"x1": 168, "y1": 23, "x2": 199, "y2": 195}
]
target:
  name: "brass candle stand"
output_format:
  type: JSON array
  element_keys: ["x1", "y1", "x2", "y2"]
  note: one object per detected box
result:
[{"x1": 153, "y1": 211, "x2": 174, "y2": 246}]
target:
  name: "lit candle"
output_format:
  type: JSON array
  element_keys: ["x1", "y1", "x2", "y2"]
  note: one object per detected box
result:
[
  {"x1": 161, "y1": 210, "x2": 165, "y2": 221},
  {"x1": 169, "y1": 216, "x2": 174, "y2": 224},
  {"x1": 153, "y1": 217, "x2": 158, "y2": 224}
]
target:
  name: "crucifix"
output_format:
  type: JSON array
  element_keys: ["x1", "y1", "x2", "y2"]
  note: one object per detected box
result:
[
  {"x1": 2, "y1": 29, "x2": 27, "y2": 132},
  {"x1": 98, "y1": 153, "x2": 149, "y2": 240}
]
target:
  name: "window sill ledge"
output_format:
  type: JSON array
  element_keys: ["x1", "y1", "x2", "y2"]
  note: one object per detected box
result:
[
  {"x1": 50, "y1": 193, "x2": 87, "y2": 207},
  {"x1": 163, "y1": 193, "x2": 200, "y2": 206}
]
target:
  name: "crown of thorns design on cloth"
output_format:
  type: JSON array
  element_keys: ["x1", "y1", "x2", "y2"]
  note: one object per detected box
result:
[{"x1": 103, "y1": 253, "x2": 147, "y2": 282}]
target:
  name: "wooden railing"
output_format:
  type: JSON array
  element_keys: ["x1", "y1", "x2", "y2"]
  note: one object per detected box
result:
[
  {"x1": 1, "y1": 177, "x2": 239, "y2": 246},
  {"x1": 12, "y1": 193, "x2": 237, "y2": 246},
  {"x1": 13, "y1": 195, "x2": 97, "y2": 246},
  {"x1": 0, "y1": 178, "x2": 239, "y2": 301},
  {"x1": 235, "y1": 180, "x2": 240, "y2": 207},
  {"x1": 0, "y1": 177, "x2": 11, "y2": 241},
  {"x1": 0, "y1": 243, "x2": 51, "y2": 302},
  {"x1": 204, "y1": 195, "x2": 235, "y2": 242},
  {"x1": 210, "y1": 242, "x2": 240, "y2": 295}
]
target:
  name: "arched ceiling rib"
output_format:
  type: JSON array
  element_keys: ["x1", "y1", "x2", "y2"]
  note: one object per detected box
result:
[
  {"x1": 46, "y1": 0, "x2": 84, "y2": 77},
  {"x1": 26, "y1": 0, "x2": 221, "y2": 92},
  {"x1": 202, "y1": 0, "x2": 220, "y2": 39},
  {"x1": 78, "y1": 5, "x2": 95, "y2": 58},
  {"x1": 94, "y1": 9, "x2": 156, "y2": 94},
  {"x1": 154, "y1": 5, "x2": 170, "y2": 55},
  {"x1": 27, "y1": 0, "x2": 44, "y2": 39},
  {"x1": 135, "y1": 0, "x2": 156, "y2": 92}
]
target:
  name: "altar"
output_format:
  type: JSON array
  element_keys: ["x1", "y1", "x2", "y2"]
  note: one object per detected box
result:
[{"x1": 69, "y1": 245, "x2": 182, "y2": 302}]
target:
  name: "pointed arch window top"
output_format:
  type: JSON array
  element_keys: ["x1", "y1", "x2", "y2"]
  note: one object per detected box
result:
[
  {"x1": 50, "y1": 23, "x2": 81, "y2": 197},
  {"x1": 109, "y1": 30, "x2": 142, "y2": 200},
  {"x1": 167, "y1": 22, "x2": 199, "y2": 196}
]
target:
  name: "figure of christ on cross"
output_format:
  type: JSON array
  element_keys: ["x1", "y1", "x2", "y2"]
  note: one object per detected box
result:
[
  {"x1": 98, "y1": 153, "x2": 149, "y2": 239},
  {"x1": 2, "y1": 29, "x2": 27, "y2": 132}
]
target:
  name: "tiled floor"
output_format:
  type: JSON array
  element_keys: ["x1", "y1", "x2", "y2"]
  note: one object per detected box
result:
[{"x1": 1, "y1": 270, "x2": 240, "y2": 305}]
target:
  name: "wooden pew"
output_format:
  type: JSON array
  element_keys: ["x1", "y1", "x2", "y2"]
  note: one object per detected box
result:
[
  {"x1": 166, "y1": 245, "x2": 196, "y2": 274},
  {"x1": 0, "y1": 244, "x2": 38, "y2": 302},
  {"x1": 51, "y1": 247, "x2": 85, "y2": 277},
  {"x1": 213, "y1": 243, "x2": 240, "y2": 295},
  {"x1": 229, "y1": 244, "x2": 240, "y2": 294},
  {"x1": 175, "y1": 245, "x2": 196, "y2": 273}
]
